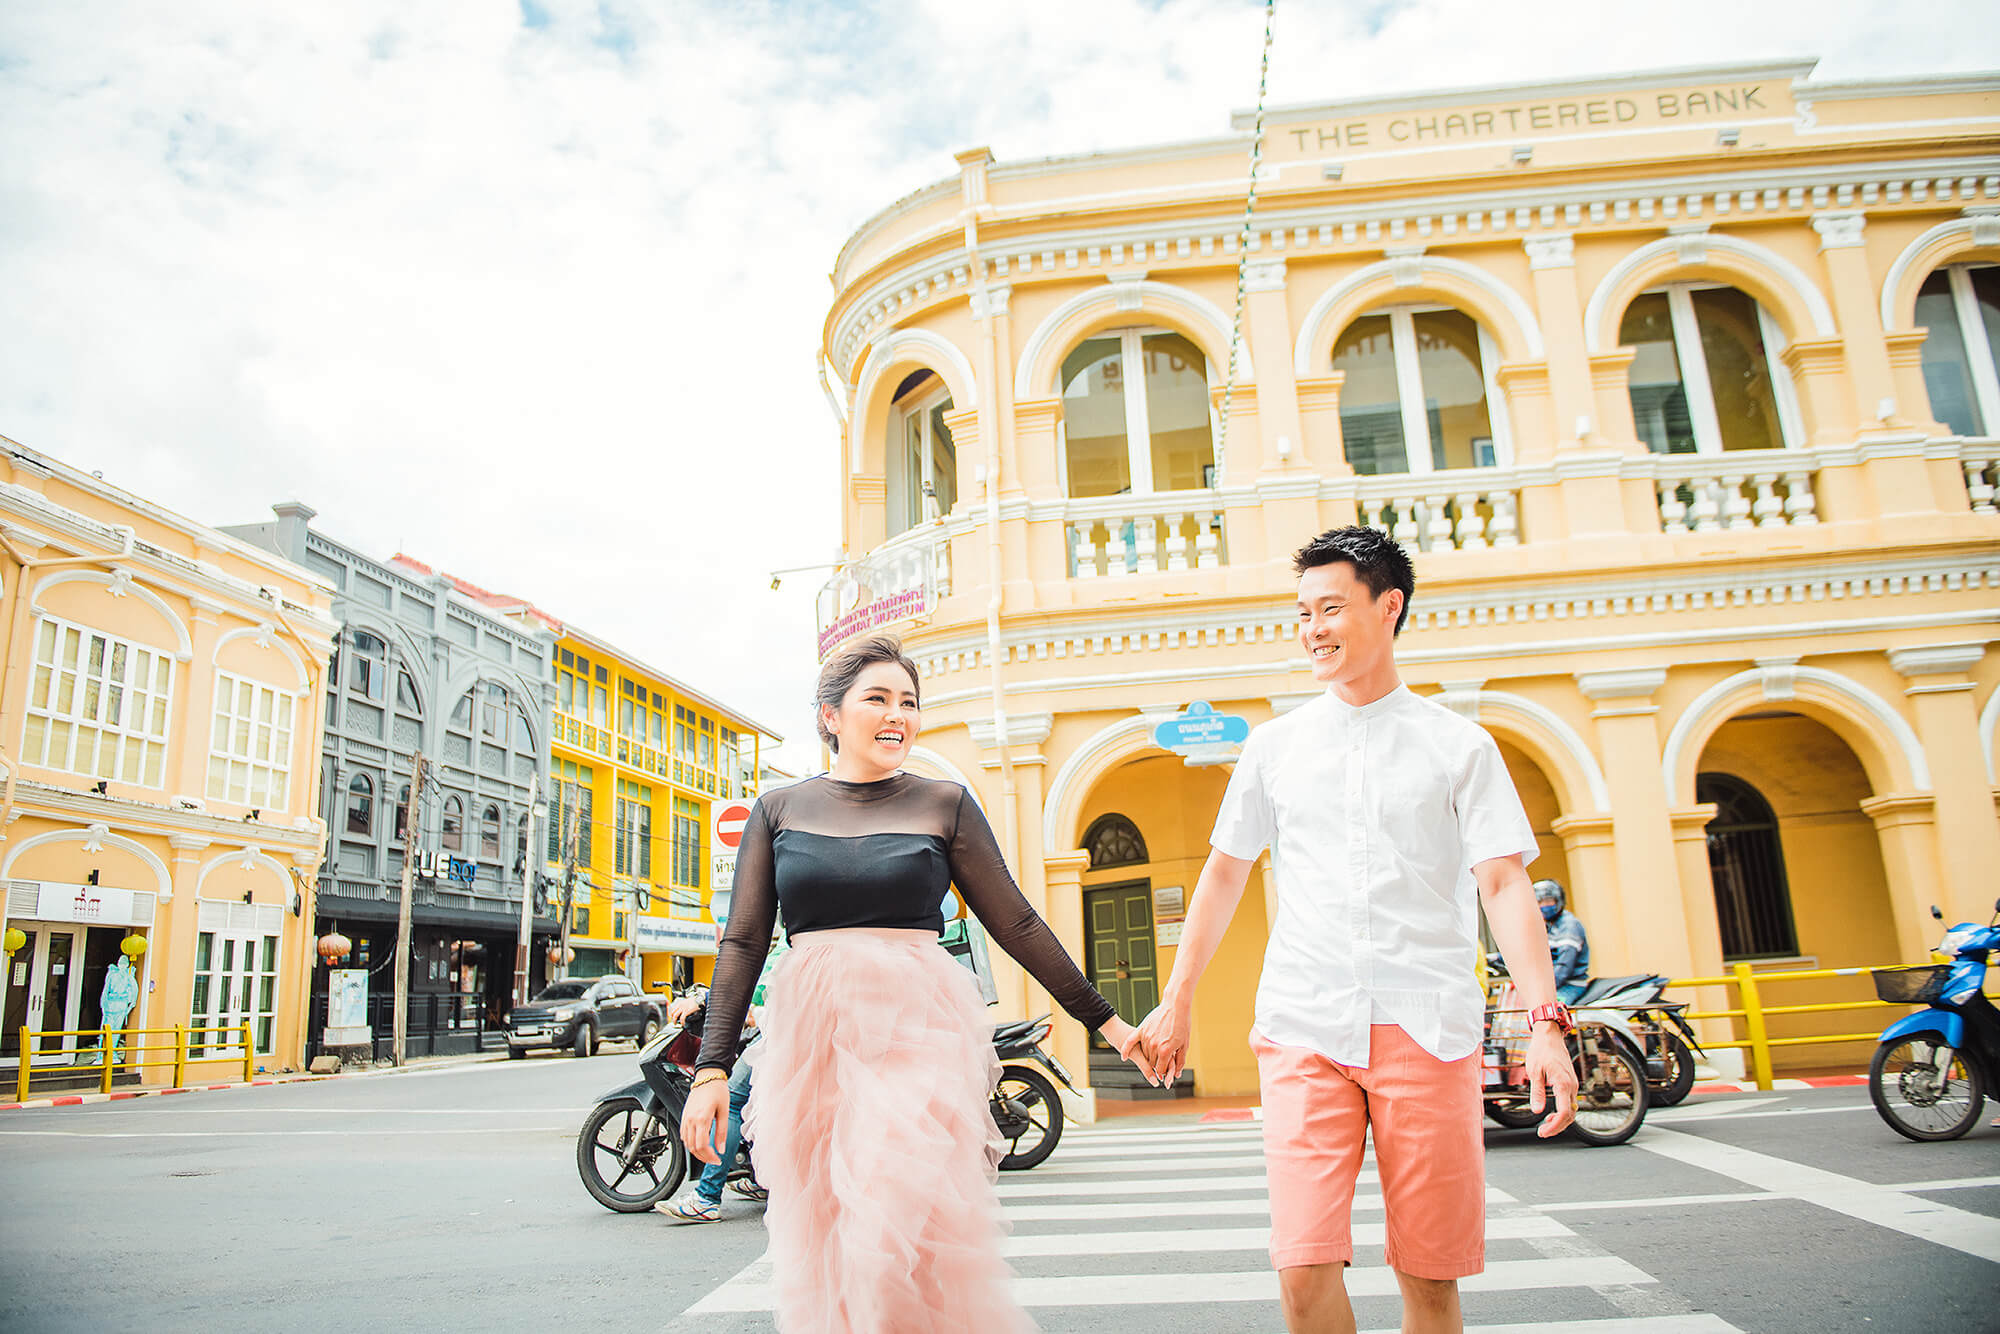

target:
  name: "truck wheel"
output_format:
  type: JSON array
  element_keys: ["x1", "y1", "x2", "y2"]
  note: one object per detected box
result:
[{"x1": 573, "y1": 1021, "x2": 596, "y2": 1059}]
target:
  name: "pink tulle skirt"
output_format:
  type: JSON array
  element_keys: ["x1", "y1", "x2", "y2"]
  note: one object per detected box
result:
[{"x1": 742, "y1": 927, "x2": 1034, "y2": 1334}]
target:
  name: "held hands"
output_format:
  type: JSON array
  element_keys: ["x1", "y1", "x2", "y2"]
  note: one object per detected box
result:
[
  {"x1": 1524, "y1": 1026, "x2": 1580, "y2": 1138},
  {"x1": 1099, "y1": 1015, "x2": 1163, "y2": 1088},
  {"x1": 1133, "y1": 998, "x2": 1192, "y2": 1084},
  {"x1": 680, "y1": 1076, "x2": 731, "y2": 1165}
]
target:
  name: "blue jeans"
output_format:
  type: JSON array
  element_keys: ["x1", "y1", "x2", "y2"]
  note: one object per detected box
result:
[{"x1": 694, "y1": 1059, "x2": 754, "y2": 1204}]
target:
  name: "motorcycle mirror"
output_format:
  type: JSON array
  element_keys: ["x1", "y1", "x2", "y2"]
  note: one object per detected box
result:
[{"x1": 1930, "y1": 904, "x2": 1943, "y2": 921}]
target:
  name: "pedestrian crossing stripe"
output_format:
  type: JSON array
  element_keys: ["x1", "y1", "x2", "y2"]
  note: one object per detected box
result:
[{"x1": 673, "y1": 1118, "x2": 1747, "y2": 1331}]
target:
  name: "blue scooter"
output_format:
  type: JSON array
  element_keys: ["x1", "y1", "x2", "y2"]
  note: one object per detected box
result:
[{"x1": 1868, "y1": 899, "x2": 2000, "y2": 1142}]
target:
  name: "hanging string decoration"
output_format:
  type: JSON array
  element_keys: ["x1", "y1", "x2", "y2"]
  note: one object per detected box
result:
[{"x1": 1214, "y1": 0, "x2": 1277, "y2": 487}]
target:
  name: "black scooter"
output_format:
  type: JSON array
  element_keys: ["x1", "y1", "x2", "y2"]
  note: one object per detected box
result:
[
  {"x1": 576, "y1": 1017, "x2": 752, "y2": 1213},
  {"x1": 992, "y1": 1014, "x2": 1077, "y2": 1171}
]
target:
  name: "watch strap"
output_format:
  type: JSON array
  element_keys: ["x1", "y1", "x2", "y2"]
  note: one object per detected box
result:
[{"x1": 1527, "y1": 1002, "x2": 1575, "y2": 1033}]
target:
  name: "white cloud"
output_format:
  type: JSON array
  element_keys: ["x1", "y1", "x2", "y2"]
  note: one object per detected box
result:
[{"x1": 2, "y1": 1, "x2": 1993, "y2": 771}]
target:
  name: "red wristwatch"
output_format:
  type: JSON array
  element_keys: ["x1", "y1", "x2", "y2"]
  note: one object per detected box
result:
[{"x1": 1527, "y1": 1002, "x2": 1575, "y2": 1033}]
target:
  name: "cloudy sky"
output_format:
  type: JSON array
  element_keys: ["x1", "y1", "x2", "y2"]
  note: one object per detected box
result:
[{"x1": 3, "y1": 1, "x2": 1995, "y2": 770}]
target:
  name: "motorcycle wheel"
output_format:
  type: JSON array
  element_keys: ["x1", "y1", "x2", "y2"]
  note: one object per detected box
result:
[
  {"x1": 1567, "y1": 1031, "x2": 1649, "y2": 1147},
  {"x1": 994, "y1": 1065, "x2": 1064, "y2": 1171},
  {"x1": 576, "y1": 1096, "x2": 686, "y2": 1212},
  {"x1": 1484, "y1": 1103, "x2": 1546, "y2": 1130},
  {"x1": 1870, "y1": 1036, "x2": 1986, "y2": 1142},
  {"x1": 1651, "y1": 1033, "x2": 1698, "y2": 1108}
]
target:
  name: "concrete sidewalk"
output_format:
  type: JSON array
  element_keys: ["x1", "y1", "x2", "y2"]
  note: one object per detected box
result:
[{"x1": 0, "y1": 1046, "x2": 510, "y2": 1111}]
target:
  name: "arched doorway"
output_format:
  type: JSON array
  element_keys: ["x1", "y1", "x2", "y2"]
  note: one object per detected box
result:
[
  {"x1": 1694, "y1": 711, "x2": 1898, "y2": 1071},
  {"x1": 1072, "y1": 754, "x2": 1262, "y2": 1098}
]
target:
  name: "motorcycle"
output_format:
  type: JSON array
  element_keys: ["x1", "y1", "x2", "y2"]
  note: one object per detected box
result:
[
  {"x1": 1867, "y1": 899, "x2": 2000, "y2": 1143},
  {"x1": 1564, "y1": 973, "x2": 1707, "y2": 1107},
  {"x1": 576, "y1": 1017, "x2": 755, "y2": 1213},
  {"x1": 577, "y1": 1010, "x2": 1076, "y2": 1212},
  {"x1": 1483, "y1": 963, "x2": 1649, "y2": 1146},
  {"x1": 992, "y1": 1014, "x2": 1076, "y2": 1171}
]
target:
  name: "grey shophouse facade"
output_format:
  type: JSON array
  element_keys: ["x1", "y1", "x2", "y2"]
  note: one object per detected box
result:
[{"x1": 224, "y1": 503, "x2": 558, "y2": 1057}]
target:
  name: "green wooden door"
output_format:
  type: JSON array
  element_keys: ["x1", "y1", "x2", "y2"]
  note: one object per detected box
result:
[{"x1": 1083, "y1": 882, "x2": 1157, "y2": 1046}]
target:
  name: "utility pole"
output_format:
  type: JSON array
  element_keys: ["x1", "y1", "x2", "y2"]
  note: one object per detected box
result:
[
  {"x1": 392, "y1": 751, "x2": 426, "y2": 1068},
  {"x1": 513, "y1": 775, "x2": 539, "y2": 1009},
  {"x1": 556, "y1": 788, "x2": 581, "y2": 978}
]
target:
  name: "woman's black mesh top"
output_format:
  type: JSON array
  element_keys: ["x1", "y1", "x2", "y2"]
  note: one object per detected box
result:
[{"x1": 696, "y1": 772, "x2": 1117, "y2": 1072}]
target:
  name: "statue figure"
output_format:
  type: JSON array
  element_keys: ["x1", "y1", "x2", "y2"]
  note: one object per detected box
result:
[{"x1": 100, "y1": 956, "x2": 139, "y2": 1060}]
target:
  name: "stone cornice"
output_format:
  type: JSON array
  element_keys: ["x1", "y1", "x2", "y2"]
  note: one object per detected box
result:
[
  {"x1": 11, "y1": 782, "x2": 324, "y2": 850},
  {"x1": 968, "y1": 710, "x2": 1054, "y2": 751},
  {"x1": 1578, "y1": 668, "x2": 1668, "y2": 702},
  {"x1": 1888, "y1": 642, "x2": 1987, "y2": 679}
]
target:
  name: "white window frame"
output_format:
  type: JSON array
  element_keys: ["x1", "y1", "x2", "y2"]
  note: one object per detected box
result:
[
  {"x1": 889, "y1": 379, "x2": 955, "y2": 535},
  {"x1": 23, "y1": 615, "x2": 175, "y2": 788},
  {"x1": 348, "y1": 631, "x2": 386, "y2": 702},
  {"x1": 1348, "y1": 305, "x2": 1517, "y2": 476},
  {"x1": 191, "y1": 903, "x2": 282, "y2": 1055},
  {"x1": 1055, "y1": 326, "x2": 1221, "y2": 497},
  {"x1": 1641, "y1": 282, "x2": 1801, "y2": 455},
  {"x1": 208, "y1": 672, "x2": 296, "y2": 809},
  {"x1": 1931, "y1": 263, "x2": 2000, "y2": 435}
]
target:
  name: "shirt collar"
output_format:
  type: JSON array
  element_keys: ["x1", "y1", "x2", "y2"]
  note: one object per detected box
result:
[{"x1": 1322, "y1": 682, "x2": 1413, "y2": 721}]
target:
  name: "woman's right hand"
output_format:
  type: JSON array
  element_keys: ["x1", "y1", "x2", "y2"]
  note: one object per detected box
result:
[{"x1": 680, "y1": 1077, "x2": 730, "y2": 1164}]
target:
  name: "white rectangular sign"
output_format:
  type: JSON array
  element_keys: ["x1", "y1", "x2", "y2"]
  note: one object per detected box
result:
[
  {"x1": 36, "y1": 882, "x2": 148, "y2": 927},
  {"x1": 636, "y1": 917, "x2": 720, "y2": 956}
]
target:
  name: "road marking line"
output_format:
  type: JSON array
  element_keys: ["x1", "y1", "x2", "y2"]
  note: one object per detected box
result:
[
  {"x1": 1635, "y1": 1126, "x2": 2000, "y2": 1264},
  {"x1": 1882, "y1": 1175, "x2": 2000, "y2": 1192},
  {"x1": 689, "y1": 1255, "x2": 1656, "y2": 1312},
  {"x1": 1644, "y1": 1097, "x2": 1783, "y2": 1120},
  {"x1": 1001, "y1": 1186, "x2": 1515, "y2": 1221},
  {"x1": 0, "y1": 1126, "x2": 568, "y2": 1138},
  {"x1": 1536, "y1": 1191, "x2": 1788, "y2": 1212},
  {"x1": 1360, "y1": 1315, "x2": 1742, "y2": 1333},
  {"x1": 1023, "y1": 1151, "x2": 1272, "y2": 1174},
  {"x1": 1646, "y1": 1103, "x2": 1872, "y2": 1125},
  {"x1": 996, "y1": 1170, "x2": 1268, "y2": 1197},
  {"x1": 1004, "y1": 1216, "x2": 1567, "y2": 1258}
]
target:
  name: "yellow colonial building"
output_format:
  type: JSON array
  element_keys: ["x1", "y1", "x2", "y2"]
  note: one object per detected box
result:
[
  {"x1": 514, "y1": 617, "x2": 778, "y2": 992},
  {"x1": 1, "y1": 438, "x2": 336, "y2": 1087},
  {"x1": 815, "y1": 60, "x2": 2000, "y2": 1103}
]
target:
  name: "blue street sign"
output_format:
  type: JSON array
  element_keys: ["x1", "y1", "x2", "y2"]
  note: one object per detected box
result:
[{"x1": 1152, "y1": 701, "x2": 1250, "y2": 755}]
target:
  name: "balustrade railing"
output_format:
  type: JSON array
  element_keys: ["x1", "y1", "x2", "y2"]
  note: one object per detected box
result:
[
  {"x1": 1643, "y1": 448, "x2": 1820, "y2": 532},
  {"x1": 1066, "y1": 496, "x2": 1226, "y2": 577},
  {"x1": 1961, "y1": 440, "x2": 2000, "y2": 514},
  {"x1": 1344, "y1": 470, "x2": 1526, "y2": 553}
]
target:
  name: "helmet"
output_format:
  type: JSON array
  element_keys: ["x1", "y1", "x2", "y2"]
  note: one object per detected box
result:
[{"x1": 1532, "y1": 879, "x2": 1567, "y2": 921}]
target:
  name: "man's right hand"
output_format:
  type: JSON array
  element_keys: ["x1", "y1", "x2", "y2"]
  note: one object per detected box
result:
[
  {"x1": 1135, "y1": 997, "x2": 1193, "y2": 1083},
  {"x1": 680, "y1": 1078, "x2": 730, "y2": 1165}
]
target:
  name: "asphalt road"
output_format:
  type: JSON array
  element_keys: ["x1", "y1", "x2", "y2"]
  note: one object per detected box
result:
[{"x1": 1, "y1": 1049, "x2": 1995, "y2": 1333}]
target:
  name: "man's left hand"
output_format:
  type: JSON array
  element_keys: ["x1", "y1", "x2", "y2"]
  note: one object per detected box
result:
[{"x1": 1524, "y1": 1027, "x2": 1579, "y2": 1138}]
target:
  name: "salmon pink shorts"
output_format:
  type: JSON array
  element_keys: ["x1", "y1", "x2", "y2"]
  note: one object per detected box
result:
[{"x1": 1252, "y1": 1024, "x2": 1485, "y2": 1280}]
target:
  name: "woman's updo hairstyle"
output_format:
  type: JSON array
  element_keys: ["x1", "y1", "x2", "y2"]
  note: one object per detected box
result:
[{"x1": 814, "y1": 634, "x2": 922, "y2": 753}]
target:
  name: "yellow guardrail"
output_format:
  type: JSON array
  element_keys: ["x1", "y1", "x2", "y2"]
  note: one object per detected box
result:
[
  {"x1": 1664, "y1": 960, "x2": 1997, "y2": 1091},
  {"x1": 14, "y1": 1023, "x2": 254, "y2": 1102}
]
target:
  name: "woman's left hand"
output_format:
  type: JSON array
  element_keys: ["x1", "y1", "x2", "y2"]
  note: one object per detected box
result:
[{"x1": 1099, "y1": 1016, "x2": 1162, "y2": 1087}]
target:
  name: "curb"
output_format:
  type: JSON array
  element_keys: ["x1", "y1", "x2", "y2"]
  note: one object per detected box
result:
[
  {"x1": 0, "y1": 1049, "x2": 511, "y2": 1112},
  {"x1": 1195, "y1": 1075, "x2": 1869, "y2": 1123}
]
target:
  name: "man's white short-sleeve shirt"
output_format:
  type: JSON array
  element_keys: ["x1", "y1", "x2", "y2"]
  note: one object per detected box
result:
[{"x1": 1210, "y1": 684, "x2": 1537, "y2": 1067}]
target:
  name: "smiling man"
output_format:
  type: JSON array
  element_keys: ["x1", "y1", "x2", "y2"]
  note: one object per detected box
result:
[{"x1": 1136, "y1": 526, "x2": 1579, "y2": 1334}]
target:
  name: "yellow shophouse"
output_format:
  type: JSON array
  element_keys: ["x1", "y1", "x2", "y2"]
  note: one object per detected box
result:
[
  {"x1": 815, "y1": 60, "x2": 2000, "y2": 1108},
  {"x1": 1, "y1": 438, "x2": 336, "y2": 1089},
  {"x1": 532, "y1": 621, "x2": 779, "y2": 993}
]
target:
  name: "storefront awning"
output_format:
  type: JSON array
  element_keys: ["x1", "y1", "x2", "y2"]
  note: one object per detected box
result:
[
  {"x1": 314, "y1": 892, "x2": 560, "y2": 937},
  {"x1": 635, "y1": 917, "x2": 719, "y2": 956}
]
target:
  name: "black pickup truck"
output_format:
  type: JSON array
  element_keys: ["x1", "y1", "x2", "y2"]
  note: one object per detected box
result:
[{"x1": 507, "y1": 976, "x2": 663, "y2": 1058}]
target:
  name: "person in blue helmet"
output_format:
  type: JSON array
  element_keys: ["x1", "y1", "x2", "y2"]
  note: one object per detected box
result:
[{"x1": 1535, "y1": 879, "x2": 1591, "y2": 1005}]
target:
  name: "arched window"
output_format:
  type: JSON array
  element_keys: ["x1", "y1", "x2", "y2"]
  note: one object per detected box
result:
[
  {"x1": 511, "y1": 709, "x2": 534, "y2": 754},
  {"x1": 1621, "y1": 284, "x2": 1797, "y2": 455},
  {"x1": 1084, "y1": 813, "x2": 1149, "y2": 869},
  {"x1": 348, "y1": 632, "x2": 386, "y2": 702},
  {"x1": 1061, "y1": 328, "x2": 1214, "y2": 497},
  {"x1": 442, "y1": 795, "x2": 464, "y2": 853},
  {"x1": 1913, "y1": 264, "x2": 2000, "y2": 437},
  {"x1": 888, "y1": 370, "x2": 957, "y2": 537},
  {"x1": 346, "y1": 772, "x2": 374, "y2": 836},
  {"x1": 480, "y1": 683, "x2": 507, "y2": 739},
  {"x1": 393, "y1": 782, "x2": 411, "y2": 841},
  {"x1": 1332, "y1": 307, "x2": 1509, "y2": 474},
  {"x1": 481, "y1": 803, "x2": 502, "y2": 859},
  {"x1": 1698, "y1": 772, "x2": 1798, "y2": 959},
  {"x1": 449, "y1": 691, "x2": 472, "y2": 731},
  {"x1": 395, "y1": 669, "x2": 421, "y2": 715}
]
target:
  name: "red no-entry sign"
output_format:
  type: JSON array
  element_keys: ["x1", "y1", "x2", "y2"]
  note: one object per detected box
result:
[{"x1": 713, "y1": 801, "x2": 753, "y2": 851}]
